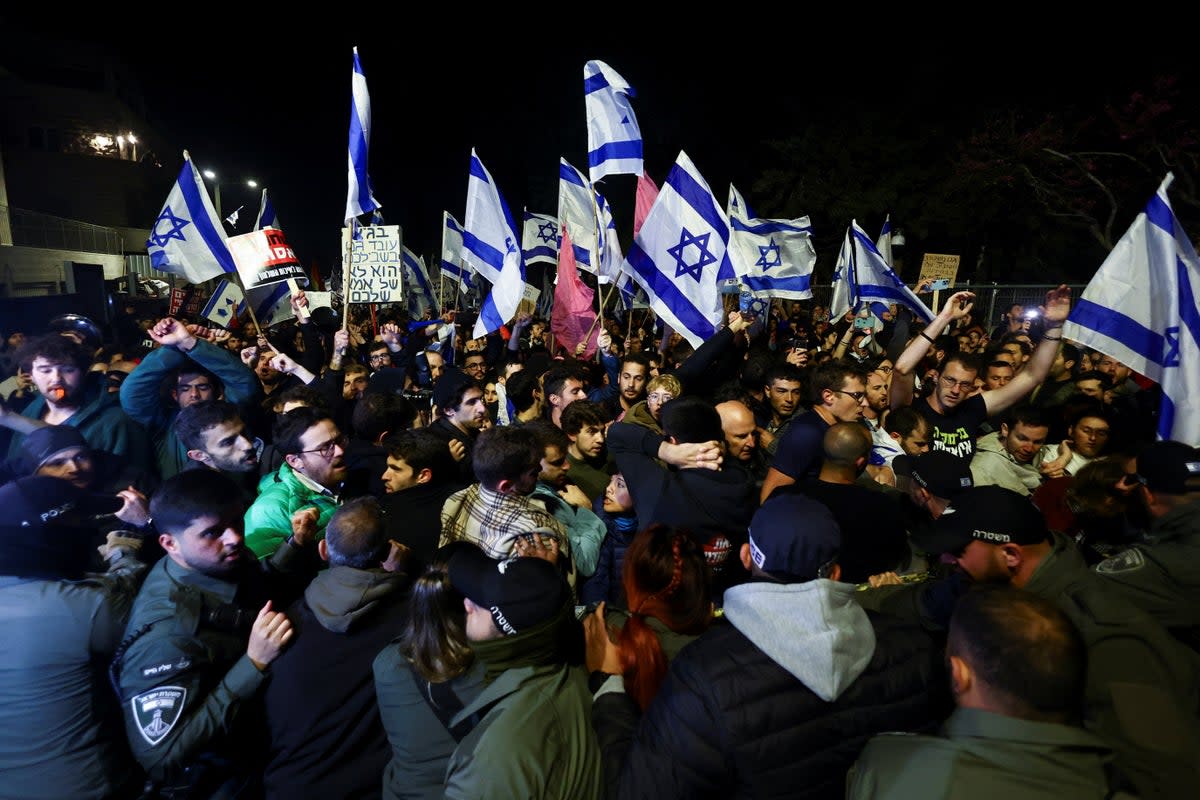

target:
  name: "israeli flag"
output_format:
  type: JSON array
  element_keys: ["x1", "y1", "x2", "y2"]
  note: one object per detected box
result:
[
  {"x1": 522, "y1": 211, "x2": 560, "y2": 266},
  {"x1": 463, "y1": 151, "x2": 525, "y2": 338},
  {"x1": 403, "y1": 247, "x2": 437, "y2": 319},
  {"x1": 597, "y1": 191, "x2": 624, "y2": 285},
  {"x1": 876, "y1": 214, "x2": 894, "y2": 267},
  {"x1": 623, "y1": 151, "x2": 735, "y2": 348},
  {"x1": 727, "y1": 184, "x2": 816, "y2": 300},
  {"x1": 147, "y1": 152, "x2": 237, "y2": 284},
  {"x1": 244, "y1": 282, "x2": 293, "y2": 328},
  {"x1": 201, "y1": 279, "x2": 245, "y2": 328},
  {"x1": 346, "y1": 47, "x2": 381, "y2": 222},
  {"x1": 1064, "y1": 174, "x2": 1200, "y2": 444},
  {"x1": 255, "y1": 189, "x2": 280, "y2": 231},
  {"x1": 585, "y1": 60, "x2": 643, "y2": 182},
  {"x1": 558, "y1": 158, "x2": 598, "y2": 272},
  {"x1": 831, "y1": 221, "x2": 933, "y2": 323},
  {"x1": 440, "y1": 211, "x2": 474, "y2": 294}
]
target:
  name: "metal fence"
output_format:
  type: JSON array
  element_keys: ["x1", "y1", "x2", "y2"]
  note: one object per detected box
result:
[
  {"x1": 803, "y1": 284, "x2": 1088, "y2": 330},
  {"x1": 3, "y1": 206, "x2": 124, "y2": 255}
]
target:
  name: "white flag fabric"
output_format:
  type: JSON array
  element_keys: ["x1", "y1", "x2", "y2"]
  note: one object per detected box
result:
[
  {"x1": 876, "y1": 214, "x2": 894, "y2": 267},
  {"x1": 255, "y1": 189, "x2": 280, "y2": 231},
  {"x1": 830, "y1": 232, "x2": 855, "y2": 321},
  {"x1": 147, "y1": 153, "x2": 237, "y2": 284},
  {"x1": 345, "y1": 46, "x2": 381, "y2": 222},
  {"x1": 522, "y1": 211, "x2": 560, "y2": 266},
  {"x1": 585, "y1": 60, "x2": 643, "y2": 182},
  {"x1": 622, "y1": 151, "x2": 736, "y2": 348},
  {"x1": 403, "y1": 247, "x2": 437, "y2": 319},
  {"x1": 596, "y1": 191, "x2": 624, "y2": 285},
  {"x1": 244, "y1": 282, "x2": 294, "y2": 328},
  {"x1": 463, "y1": 151, "x2": 525, "y2": 338},
  {"x1": 558, "y1": 158, "x2": 598, "y2": 273},
  {"x1": 727, "y1": 184, "x2": 816, "y2": 300},
  {"x1": 1064, "y1": 174, "x2": 1200, "y2": 444},
  {"x1": 201, "y1": 279, "x2": 245, "y2": 327},
  {"x1": 440, "y1": 211, "x2": 474, "y2": 294},
  {"x1": 832, "y1": 221, "x2": 934, "y2": 323}
]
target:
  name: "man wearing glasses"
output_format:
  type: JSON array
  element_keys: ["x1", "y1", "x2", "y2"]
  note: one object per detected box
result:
[
  {"x1": 245, "y1": 407, "x2": 347, "y2": 560},
  {"x1": 760, "y1": 361, "x2": 871, "y2": 503},
  {"x1": 889, "y1": 287, "x2": 1072, "y2": 461}
]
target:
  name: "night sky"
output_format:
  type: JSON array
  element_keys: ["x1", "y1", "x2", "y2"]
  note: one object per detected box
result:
[{"x1": 10, "y1": 16, "x2": 1197, "y2": 280}]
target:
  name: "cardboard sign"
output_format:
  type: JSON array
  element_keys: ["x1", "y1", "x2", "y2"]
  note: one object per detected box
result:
[
  {"x1": 228, "y1": 227, "x2": 306, "y2": 288},
  {"x1": 917, "y1": 253, "x2": 961, "y2": 289},
  {"x1": 514, "y1": 283, "x2": 541, "y2": 318},
  {"x1": 342, "y1": 225, "x2": 405, "y2": 304}
]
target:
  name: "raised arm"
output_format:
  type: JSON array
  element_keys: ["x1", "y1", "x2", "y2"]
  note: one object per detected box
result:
[
  {"x1": 888, "y1": 291, "x2": 975, "y2": 410},
  {"x1": 981, "y1": 285, "x2": 1072, "y2": 417}
]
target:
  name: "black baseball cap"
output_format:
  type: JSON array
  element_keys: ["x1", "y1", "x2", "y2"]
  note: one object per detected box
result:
[
  {"x1": 912, "y1": 485, "x2": 1048, "y2": 555},
  {"x1": 447, "y1": 542, "x2": 569, "y2": 636},
  {"x1": 1136, "y1": 441, "x2": 1200, "y2": 495},
  {"x1": 894, "y1": 451, "x2": 973, "y2": 499}
]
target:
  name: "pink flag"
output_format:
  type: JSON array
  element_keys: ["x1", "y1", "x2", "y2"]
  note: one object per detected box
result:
[
  {"x1": 633, "y1": 172, "x2": 660, "y2": 237},
  {"x1": 551, "y1": 226, "x2": 599, "y2": 359}
]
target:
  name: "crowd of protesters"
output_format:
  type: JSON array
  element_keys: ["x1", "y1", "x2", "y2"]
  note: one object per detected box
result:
[{"x1": 0, "y1": 285, "x2": 1197, "y2": 799}]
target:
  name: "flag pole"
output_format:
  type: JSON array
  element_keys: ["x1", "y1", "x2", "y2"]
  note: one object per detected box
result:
[
  {"x1": 342, "y1": 217, "x2": 354, "y2": 332},
  {"x1": 232, "y1": 273, "x2": 276, "y2": 354}
]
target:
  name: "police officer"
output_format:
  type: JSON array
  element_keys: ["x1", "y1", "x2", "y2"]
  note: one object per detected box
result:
[
  {"x1": 1094, "y1": 440, "x2": 1200, "y2": 651},
  {"x1": 113, "y1": 470, "x2": 317, "y2": 798}
]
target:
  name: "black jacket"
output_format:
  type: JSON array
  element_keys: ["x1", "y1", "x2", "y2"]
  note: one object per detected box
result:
[
  {"x1": 262, "y1": 567, "x2": 410, "y2": 800},
  {"x1": 618, "y1": 580, "x2": 948, "y2": 800}
]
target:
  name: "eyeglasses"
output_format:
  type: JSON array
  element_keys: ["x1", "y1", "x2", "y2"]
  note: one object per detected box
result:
[
  {"x1": 939, "y1": 375, "x2": 976, "y2": 391},
  {"x1": 298, "y1": 434, "x2": 348, "y2": 459},
  {"x1": 830, "y1": 389, "x2": 867, "y2": 402},
  {"x1": 369, "y1": 352, "x2": 391, "y2": 362}
]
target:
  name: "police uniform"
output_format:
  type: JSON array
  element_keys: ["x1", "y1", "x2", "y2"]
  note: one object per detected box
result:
[
  {"x1": 112, "y1": 543, "x2": 309, "y2": 797},
  {"x1": 1095, "y1": 498, "x2": 1200, "y2": 650}
]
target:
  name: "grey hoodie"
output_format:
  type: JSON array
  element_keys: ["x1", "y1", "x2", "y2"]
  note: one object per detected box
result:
[
  {"x1": 722, "y1": 579, "x2": 877, "y2": 702},
  {"x1": 304, "y1": 565, "x2": 408, "y2": 634}
]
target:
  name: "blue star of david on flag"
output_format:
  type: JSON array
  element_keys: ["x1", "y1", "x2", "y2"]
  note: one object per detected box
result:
[
  {"x1": 668, "y1": 227, "x2": 716, "y2": 282},
  {"x1": 150, "y1": 208, "x2": 191, "y2": 248},
  {"x1": 537, "y1": 221, "x2": 558, "y2": 244},
  {"x1": 756, "y1": 239, "x2": 783, "y2": 271}
]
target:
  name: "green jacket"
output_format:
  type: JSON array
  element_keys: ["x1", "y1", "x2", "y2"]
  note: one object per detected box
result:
[
  {"x1": 0, "y1": 553, "x2": 146, "y2": 800},
  {"x1": 1024, "y1": 532, "x2": 1200, "y2": 799},
  {"x1": 373, "y1": 652, "x2": 486, "y2": 800},
  {"x1": 1094, "y1": 498, "x2": 1200, "y2": 643},
  {"x1": 244, "y1": 463, "x2": 340, "y2": 559},
  {"x1": 847, "y1": 707, "x2": 1125, "y2": 799},
  {"x1": 114, "y1": 547, "x2": 306, "y2": 789},
  {"x1": 857, "y1": 533, "x2": 1200, "y2": 799},
  {"x1": 119, "y1": 339, "x2": 259, "y2": 479},
  {"x1": 443, "y1": 663, "x2": 602, "y2": 800},
  {"x1": 8, "y1": 372, "x2": 151, "y2": 472}
]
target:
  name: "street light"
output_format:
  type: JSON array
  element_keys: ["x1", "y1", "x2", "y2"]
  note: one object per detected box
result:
[{"x1": 200, "y1": 169, "x2": 259, "y2": 222}]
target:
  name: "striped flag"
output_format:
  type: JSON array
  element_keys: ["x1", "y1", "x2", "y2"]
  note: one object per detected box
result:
[
  {"x1": 147, "y1": 152, "x2": 237, "y2": 284},
  {"x1": 345, "y1": 46, "x2": 381, "y2": 222},
  {"x1": 522, "y1": 211, "x2": 560, "y2": 265},
  {"x1": 1064, "y1": 174, "x2": 1200, "y2": 444},
  {"x1": 623, "y1": 151, "x2": 735, "y2": 348},
  {"x1": 727, "y1": 184, "x2": 816, "y2": 300},
  {"x1": 558, "y1": 158, "x2": 598, "y2": 273},
  {"x1": 463, "y1": 150, "x2": 525, "y2": 338},
  {"x1": 440, "y1": 211, "x2": 474, "y2": 294},
  {"x1": 585, "y1": 60, "x2": 643, "y2": 182},
  {"x1": 255, "y1": 189, "x2": 280, "y2": 231},
  {"x1": 832, "y1": 221, "x2": 933, "y2": 323},
  {"x1": 201, "y1": 279, "x2": 245, "y2": 328},
  {"x1": 403, "y1": 247, "x2": 437, "y2": 319}
]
